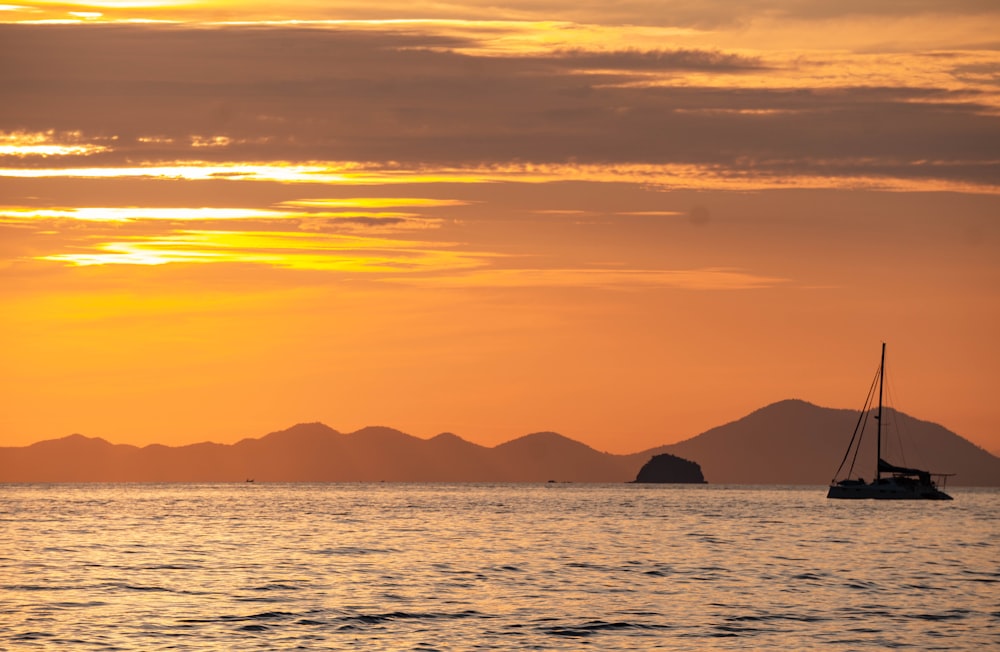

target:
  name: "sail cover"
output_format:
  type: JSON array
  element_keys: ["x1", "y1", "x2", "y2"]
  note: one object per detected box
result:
[{"x1": 878, "y1": 458, "x2": 931, "y2": 482}]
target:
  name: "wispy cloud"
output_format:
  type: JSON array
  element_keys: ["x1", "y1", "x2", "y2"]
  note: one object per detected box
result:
[
  {"x1": 388, "y1": 267, "x2": 788, "y2": 290},
  {"x1": 37, "y1": 229, "x2": 493, "y2": 272},
  {"x1": 1, "y1": 197, "x2": 792, "y2": 291}
]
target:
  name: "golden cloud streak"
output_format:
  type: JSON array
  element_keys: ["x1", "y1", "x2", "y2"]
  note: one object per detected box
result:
[
  {"x1": 23, "y1": 0, "x2": 174, "y2": 8},
  {"x1": 282, "y1": 198, "x2": 470, "y2": 209},
  {"x1": 31, "y1": 225, "x2": 782, "y2": 292},
  {"x1": 1, "y1": 160, "x2": 995, "y2": 194},
  {"x1": 190, "y1": 135, "x2": 233, "y2": 148},
  {"x1": 39, "y1": 229, "x2": 492, "y2": 272},
  {"x1": 0, "y1": 203, "x2": 451, "y2": 226},
  {"x1": 0, "y1": 162, "x2": 342, "y2": 182},
  {"x1": 0, "y1": 130, "x2": 112, "y2": 157},
  {"x1": 2, "y1": 207, "x2": 293, "y2": 222},
  {"x1": 2, "y1": 9, "x2": 699, "y2": 53},
  {"x1": 615, "y1": 51, "x2": 1000, "y2": 107},
  {"x1": 0, "y1": 143, "x2": 110, "y2": 156}
]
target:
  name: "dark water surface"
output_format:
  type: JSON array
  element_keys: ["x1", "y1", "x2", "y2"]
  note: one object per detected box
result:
[{"x1": 1, "y1": 484, "x2": 996, "y2": 650}]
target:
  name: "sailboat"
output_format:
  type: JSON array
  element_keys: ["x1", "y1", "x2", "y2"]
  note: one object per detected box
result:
[{"x1": 827, "y1": 343, "x2": 953, "y2": 500}]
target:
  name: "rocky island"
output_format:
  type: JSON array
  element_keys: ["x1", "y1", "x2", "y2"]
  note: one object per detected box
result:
[{"x1": 633, "y1": 453, "x2": 706, "y2": 484}]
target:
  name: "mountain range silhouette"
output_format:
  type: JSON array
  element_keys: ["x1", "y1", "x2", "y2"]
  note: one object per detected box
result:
[{"x1": 2, "y1": 400, "x2": 997, "y2": 484}]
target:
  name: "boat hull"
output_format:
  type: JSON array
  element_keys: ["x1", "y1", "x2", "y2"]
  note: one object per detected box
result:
[{"x1": 827, "y1": 478, "x2": 952, "y2": 500}]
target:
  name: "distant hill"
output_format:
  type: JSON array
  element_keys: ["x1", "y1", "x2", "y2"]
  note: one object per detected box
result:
[
  {"x1": 0, "y1": 424, "x2": 639, "y2": 483},
  {"x1": 1, "y1": 400, "x2": 997, "y2": 484},
  {"x1": 633, "y1": 399, "x2": 1000, "y2": 486}
]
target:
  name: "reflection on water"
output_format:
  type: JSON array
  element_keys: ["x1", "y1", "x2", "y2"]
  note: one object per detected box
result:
[{"x1": 1, "y1": 484, "x2": 996, "y2": 650}]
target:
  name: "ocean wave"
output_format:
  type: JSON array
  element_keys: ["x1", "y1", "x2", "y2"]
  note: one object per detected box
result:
[{"x1": 542, "y1": 620, "x2": 672, "y2": 637}]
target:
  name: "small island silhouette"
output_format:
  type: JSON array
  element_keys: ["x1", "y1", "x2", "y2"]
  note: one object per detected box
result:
[{"x1": 633, "y1": 453, "x2": 706, "y2": 483}]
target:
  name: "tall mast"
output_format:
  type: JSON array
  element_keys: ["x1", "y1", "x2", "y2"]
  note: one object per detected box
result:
[{"x1": 876, "y1": 342, "x2": 885, "y2": 480}]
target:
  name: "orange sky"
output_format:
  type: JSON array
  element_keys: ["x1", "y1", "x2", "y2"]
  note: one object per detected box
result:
[{"x1": 2, "y1": 1, "x2": 999, "y2": 455}]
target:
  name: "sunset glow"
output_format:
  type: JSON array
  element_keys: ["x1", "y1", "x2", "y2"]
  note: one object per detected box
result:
[{"x1": 1, "y1": 1, "x2": 998, "y2": 455}]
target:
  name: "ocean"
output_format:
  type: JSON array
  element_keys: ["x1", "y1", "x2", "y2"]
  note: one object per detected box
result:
[{"x1": 1, "y1": 483, "x2": 996, "y2": 650}]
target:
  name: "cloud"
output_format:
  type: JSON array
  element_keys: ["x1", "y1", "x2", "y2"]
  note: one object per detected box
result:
[
  {"x1": 4, "y1": 160, "x2": 995, "y2": 194},
  {"x1": 0, "y1": 23, "x2": 997, "y2": 190},
  {"x1": 528, "y1": 47, "x2": 765, "y2": 72},
  {"x1": 5, "y1": 1, "x2": 999, "y2": 28},
  {"x1": 0, "y1": 129, "x2": 112, "y2": 156},
  {"x1": 387, "y1": 267, "x2": 788, "y2": 290},
  {"x1": 27, "y1": 224, "x2": 488, "y2": 271}
]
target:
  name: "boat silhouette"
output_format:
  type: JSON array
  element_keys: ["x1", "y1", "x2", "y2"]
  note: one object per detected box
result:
[{"x1": 827, "y1": 343, "x2": 952, "y2": 500}]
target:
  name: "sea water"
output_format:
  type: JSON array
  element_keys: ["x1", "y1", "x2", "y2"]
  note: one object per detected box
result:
[{"x1": 1, "y1": 483, "x2": 996, "y2": 650}]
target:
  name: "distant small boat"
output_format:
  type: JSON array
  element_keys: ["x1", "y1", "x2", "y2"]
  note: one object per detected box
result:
[
  {"x1": 827, "y1": 343, "x2": 952, "y2": 500},
  {"x1": 245, "y1": 478, "x2": 255, "y2": 483}
]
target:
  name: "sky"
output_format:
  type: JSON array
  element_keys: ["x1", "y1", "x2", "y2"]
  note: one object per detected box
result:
[{"x1": 1, "y1": 1, "x2": 998, "y2": 456}]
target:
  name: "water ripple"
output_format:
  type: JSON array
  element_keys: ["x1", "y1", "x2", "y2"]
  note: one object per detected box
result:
[{"x1": 1, "y1": 484, "x2": 996, "y2": 650}]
